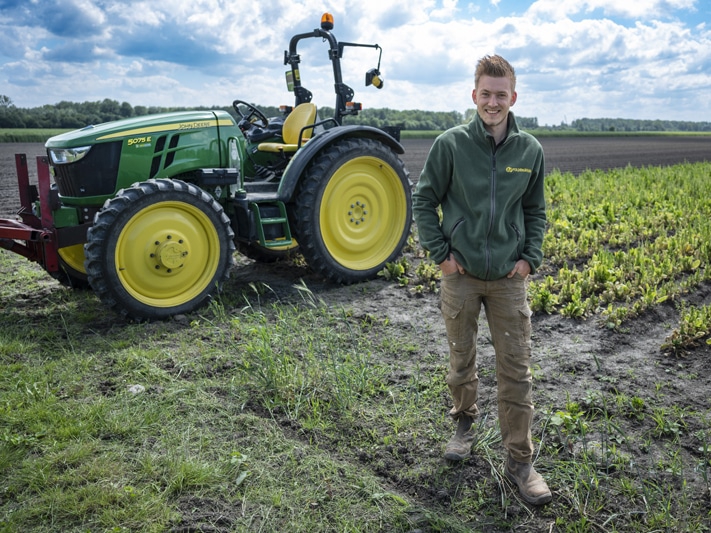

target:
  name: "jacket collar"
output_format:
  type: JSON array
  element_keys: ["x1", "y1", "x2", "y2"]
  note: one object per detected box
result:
[{"x1": 469, "y1": 111, "x2": 520, "y2": 143}]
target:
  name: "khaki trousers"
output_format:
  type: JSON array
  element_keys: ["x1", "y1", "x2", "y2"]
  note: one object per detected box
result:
[{"x1": 440, "y1": 271, "x2": 534, "y2": 463}]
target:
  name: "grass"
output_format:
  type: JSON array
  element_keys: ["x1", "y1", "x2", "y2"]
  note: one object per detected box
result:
[
  {"x1": 0, "y1": 129, "x2": 72, "y2": 143},
  {"x1": 2, "y1": 249, "x2": 711, "y2": 532},
  {"x1": 2, "y1": 159, "x2": 711, "y2": 531},
  {"x1": 0, "y1": 265, "x2": 450, "y2": 532}
]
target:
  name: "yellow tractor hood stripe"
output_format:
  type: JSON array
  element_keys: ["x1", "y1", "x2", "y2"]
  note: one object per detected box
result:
[{"x1": 96, "y1": 119, "x2": 234, "y2": 140}]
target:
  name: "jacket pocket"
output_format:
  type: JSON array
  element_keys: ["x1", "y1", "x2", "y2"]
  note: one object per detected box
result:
[
  {"x1": 450, "y1": 217, "x2": 465, "y2": 238},
  {"x1": 510, "y1": 222, "x2": 525, "y2": 257},
  {"x1": 440, "y1": 294, "x2": 465, "y2": 320},
  {"x1": 510, "y1": 222, "x2": 521, "y2": 242}
]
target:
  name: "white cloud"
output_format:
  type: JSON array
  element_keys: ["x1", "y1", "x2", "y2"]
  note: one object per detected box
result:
[
  {"x1": 588, "y1": 0, "x2": 698, "y2": 19},
  {"x1": 526, "y1": 0, "x2": 698, "y2": 21},
  {"x1": 0, "y1": 0, "x2": 708, "y2": 125}
]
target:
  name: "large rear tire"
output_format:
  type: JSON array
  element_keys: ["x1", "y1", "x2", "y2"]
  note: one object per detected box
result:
[
  {"x1": 85, "y1": 179, "x2": 235, "y2": 320},
  {"x1": 294, "y1": 138, "x2": 412, "y2": 283}
]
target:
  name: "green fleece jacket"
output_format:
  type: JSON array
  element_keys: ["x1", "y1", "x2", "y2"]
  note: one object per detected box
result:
[{"x1": 412, "y1": 112, "x2": 546, "y2": 280}]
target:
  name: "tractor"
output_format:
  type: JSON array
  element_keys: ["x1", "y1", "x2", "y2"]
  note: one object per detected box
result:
[{"x1": 0, "y1": 13, "x2": 412, "y2": 320}]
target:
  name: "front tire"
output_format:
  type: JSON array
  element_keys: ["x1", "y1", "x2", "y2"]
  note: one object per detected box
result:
[
  {"x1": 85, "y1": 179, "x2": 235, "y2": 320},
  {"x1": 294, "y1": 138, "x2": 412, "y2": 283}
]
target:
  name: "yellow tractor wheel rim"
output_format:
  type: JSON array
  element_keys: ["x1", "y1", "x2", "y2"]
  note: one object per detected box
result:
[
  {"x1": 58, "y1": 243, "x2": 87, "y2": 274},
  {"x1": 320, "y1": 156, "x2": 407, "y2": 270},
  {"x1": 114, "y1": 201, "x2": 221, "y2": 308}
]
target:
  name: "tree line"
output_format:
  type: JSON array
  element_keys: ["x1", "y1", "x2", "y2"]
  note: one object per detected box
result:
[
  {"x1": 569, "y1": 116, "x2": 711, "y2": 132},
  {"x1": 0, "y1": 95, "x2": 492, "y2": 131},
  {"x1": 1, "y1": 95, "x2": 709, "y2": 132}
]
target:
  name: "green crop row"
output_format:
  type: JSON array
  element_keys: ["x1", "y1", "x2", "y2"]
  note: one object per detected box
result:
[
  {"x1": 661, "y1": 302, "x2": 711, "y2": 355},
  {"x1": 530, "y1": 162, "x2": 711, "y2": 328},
  {"x1": 400, "y1": 161, "x2": 711, "y2": 350}
]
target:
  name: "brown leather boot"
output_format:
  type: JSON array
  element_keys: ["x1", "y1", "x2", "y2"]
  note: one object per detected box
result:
[
  {"x1": 505, "y1": 455, "x2": 552, "y2": 505},
  {"x1": 444, "y1": 415, "x2": 475, "y2": 461}
]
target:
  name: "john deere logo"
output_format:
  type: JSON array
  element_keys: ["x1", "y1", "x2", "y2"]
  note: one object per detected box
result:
[{"x1": 179, "y1": 121, "x2": 211, "y2": 130}]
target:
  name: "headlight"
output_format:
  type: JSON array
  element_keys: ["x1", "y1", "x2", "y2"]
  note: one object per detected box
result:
[{"x1": 48, "y1": 146, "x2": 92, "y2": 164}]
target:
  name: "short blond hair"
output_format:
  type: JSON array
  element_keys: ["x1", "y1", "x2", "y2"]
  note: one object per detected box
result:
[{"x1": 475, "y1": 55, "x2": 516, "y2": 91}]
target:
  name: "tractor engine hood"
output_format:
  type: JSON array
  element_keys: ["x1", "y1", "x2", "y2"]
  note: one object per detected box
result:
[
  {"x1": 45, "y1": 110, "x2": 236, "y2": 148},
  {"x1": 44, "y1": 110, "x2": 239, "y2": 204}
]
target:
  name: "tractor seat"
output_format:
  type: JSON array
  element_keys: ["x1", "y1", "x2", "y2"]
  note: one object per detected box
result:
[{"x1": 258, "y1": 103, "x2": 317, "y2": 153}]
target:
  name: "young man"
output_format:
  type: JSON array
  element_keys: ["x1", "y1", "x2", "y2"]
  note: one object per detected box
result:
[{"x1": 412, "y1": 55, "x2": 551, "y2": 505}]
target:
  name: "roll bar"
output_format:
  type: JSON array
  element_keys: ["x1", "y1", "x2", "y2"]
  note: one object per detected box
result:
[{"x1": 283, "y1": 16, "x2": 382, "y2": 126}]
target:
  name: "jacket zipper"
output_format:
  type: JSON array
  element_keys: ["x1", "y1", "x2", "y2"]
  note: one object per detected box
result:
[
  {"x1": 486, "y1": 132, "x2": 516, "y2": 278},
  {"x1": 486, "y1": 139, "x2": 498, "y2": 277}
]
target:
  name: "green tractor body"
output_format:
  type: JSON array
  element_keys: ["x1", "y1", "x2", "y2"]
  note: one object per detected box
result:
[{"x1": 1, "y1": 14, "x2": 412, "y2": 320}]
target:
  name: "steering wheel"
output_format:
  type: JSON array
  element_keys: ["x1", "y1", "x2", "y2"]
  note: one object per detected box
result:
[{"x1": 232, "y1": 100, "x2": 269, "y2": 129}]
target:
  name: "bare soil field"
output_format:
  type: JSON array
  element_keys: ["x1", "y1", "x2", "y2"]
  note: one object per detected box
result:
[
  {"x1": 3, "y1": 136, "x2": 711, "y2": 216},
  {"x1": 1, "y1": 137, "x2": 711, "y2": 531}
]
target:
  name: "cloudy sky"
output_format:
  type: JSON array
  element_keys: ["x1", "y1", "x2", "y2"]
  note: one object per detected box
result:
[{"x1": 0, "y1": 0, "x2": 709, "y2": 126}]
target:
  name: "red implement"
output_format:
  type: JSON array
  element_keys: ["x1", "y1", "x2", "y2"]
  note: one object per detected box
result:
[{"x1": 0, "y1": 154, "x2": 59, "y2": 272}]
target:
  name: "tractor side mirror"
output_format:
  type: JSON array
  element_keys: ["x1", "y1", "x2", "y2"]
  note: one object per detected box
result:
[{"x1": 366, "y1": 68, "x2": 383, "y2": 89}]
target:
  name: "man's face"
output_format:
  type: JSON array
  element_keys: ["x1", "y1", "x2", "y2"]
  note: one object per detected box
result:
[{"x1": 472, "y1": 75, "x2": 517, "y2": 130}]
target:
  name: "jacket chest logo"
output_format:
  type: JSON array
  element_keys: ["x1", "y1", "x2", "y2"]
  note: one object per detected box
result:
[{"x1": 505, "y1": 166, "x2": 532, "y2": 174}]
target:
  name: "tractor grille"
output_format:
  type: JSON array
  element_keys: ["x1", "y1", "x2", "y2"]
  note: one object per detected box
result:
[{"x1": 52, "y1": 141, "x2": 122, "y2": 198}]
